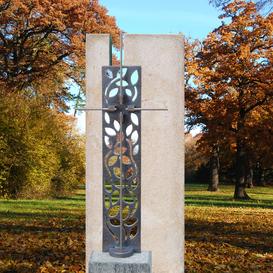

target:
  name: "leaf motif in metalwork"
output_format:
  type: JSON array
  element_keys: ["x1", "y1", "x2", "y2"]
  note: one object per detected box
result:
[
  {"x1": 126, "y1": 124, "x2": 133, "y2": 136},
  {"x1": 122, "y1": 205, "x2": 130, "y2": 220},
  {"x1": 104, "y1": 136, "x2": 111, "y2": 147},
  {"x1": 131, "y1": 70, "x2": 139, "y2": 85},
  {"x1": 104, "y1": 182, "x2": 112, "y2": 193},
  {"x1": 105, "y1": 112, "x2": 110, "y2": 124},
  {"x1": 114, "y1": 146, "x2": 127, "y2": 155},
  {"x1": 131, "y1": 200, "x2": 139, "y2": 215},
  {"x1": 124, "y1": 196, "x2": 135, "y2": 204},
  {"x1": 133, "y1": 144, "x2": 139, "y2": 155},
  {"x1": 117, "y1": 68, "x2": 128, "y2": 78},
  {"x1": 116, "y1": 80, "x2": 128, "y2": 87},
  {"x1": 108, "y1": 156, "x2": 118, "y2": 166},
  {"x1": 105, "y1": 127, "x2": 116, "y2": 136},
  {"x1": 125, "y1": 88, "x2": 132, "y2": 97},
  {"x1": 113, "y1": 167, "x2": 121, "y2": 178},
  {"x1": 114, "y1": 120, "x2": 120, "y2": 132},
  {"x1": 129, "y1": 226, "x2": 138, "y2": 239},
  {"x1": 122, "y1": 156, "x2": 131, "y2": 165},
  {"x1": 109, "y1": 88, "x2": 119, "y2": 98},
  {"x1": 131, "y1": 130, "x2": 139, "y2": 144},
  {"x1": 111, "y1": 190, "x2": 119, "y2": 205},
  {"x1": 131, "y1": 113, "x2": 139, "y2": 126},
  {"x1": 126, "y1": 167, "x2": 134, "y2": 179},
  {"x1": 104, "y1": 196, "x2": 110, "y2": 208},
  {"x1": 108, "y1": 206, "x2": 119, "y2": 218},
  {"x1": 106, "y1": 69, "x2": 113, "y2": 79},
  {"x1": 124, "y1": 217, "x2": 138, "y2": 227},
  {"x1": 132, "y1": 86, "x2": 138, "y2": 102}
]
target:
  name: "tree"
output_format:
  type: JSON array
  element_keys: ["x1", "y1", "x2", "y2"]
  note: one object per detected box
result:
[
  {"x1": 208, "y1": 145, "x2": 220, "y2": 191},
  {"x1": 0, "y1": 91, "x2": 85, "y2": 198},
  {"x1": 185, "y1": 38, "x2": 228, "y2": 191},
  {"x1": 0, "y1": 0, "x2": 119, "y2": 198},
  {"x1": 0, "y1": 0, "x2": 120, "y2": 110},
  {"x1": 185, "y1": 1, "x2": 273, "y2": 199}
]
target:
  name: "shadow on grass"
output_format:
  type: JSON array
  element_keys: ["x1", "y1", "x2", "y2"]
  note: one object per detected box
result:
[
  {"x1": 185, "y1": 184, "x2": 209, "y2": 191},
  {"x1": 0, "y1": 210, "x2": 83, "y2": 222},
  {"x1": 54, "y1": 197, "x2": 85, "y2": 201},
  {"x1": 0, "y1": 221, "x2": 84, "y2": 233},
  {"x1": 186, "y1": 196, "x2": 233, "y2": 201},
  {"x1": 55, "y1": 192, "x2": 85, "y2": 200},
  {"x1": 185, "y1": 198, "x2": 273, "y2": 209},
  {"x1": 186, "y1": 218, "x2": 273, "y2": 254}
]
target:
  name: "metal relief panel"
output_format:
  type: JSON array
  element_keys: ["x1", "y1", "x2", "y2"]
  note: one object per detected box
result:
[{"x1": 102, "y1": 66, "x2": 141, "y2": 253}]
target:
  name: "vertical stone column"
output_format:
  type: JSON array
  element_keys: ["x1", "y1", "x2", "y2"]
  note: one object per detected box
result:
[
  {"x1": 86, "y1": 34, "x2": 111, "y2": 268},
  {"x1": 124, "y1": 34, "x2": 184, "y2": 273}
]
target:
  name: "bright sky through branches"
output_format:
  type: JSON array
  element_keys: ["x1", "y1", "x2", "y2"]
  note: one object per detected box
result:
[{"x1": 75, "y1": 0, "x2": 221, "y2": 133}]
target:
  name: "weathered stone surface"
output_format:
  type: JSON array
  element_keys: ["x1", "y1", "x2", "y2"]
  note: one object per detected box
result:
[
  {"x1": 86, "y1": 34, "x2": 111, "y2": 269},
  {"x1": 89, "y1": 251, "x2": 152, "y2": 273},
  {"x1": 124, "y1": 34, "x2": 184, "y2": 273}
]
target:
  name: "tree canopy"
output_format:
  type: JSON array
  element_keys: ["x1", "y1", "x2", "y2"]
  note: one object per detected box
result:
[
  {"x1": 186, "y1": 1, "x2": 273, "y2": 199},
  {"x1": 0, "y1": 0, "x2": 120, "y2": 110},
  {"x1": 0, "y1": 0, "x2": 120, "y2": 198},
  {"x1": 210, "y1": 0, "x2": 273, "y2": 14}
]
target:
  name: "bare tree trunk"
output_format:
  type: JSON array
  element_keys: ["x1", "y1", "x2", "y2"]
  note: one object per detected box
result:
[
  {"x1": 245, "y1": 158, "x2": 253, "y2": 188},
  {"x1": 234, "y1": 140, "x2": 250, "y2": 200},
  {"x1": 256, "y1": 163, "x2": 266, "y2": 186},
  {"x1": 208, "y1": 146, "x2": 219, "y2": 191},
  {"x1": 246, "y1": 168, "x2": 254, "y2": 188}
]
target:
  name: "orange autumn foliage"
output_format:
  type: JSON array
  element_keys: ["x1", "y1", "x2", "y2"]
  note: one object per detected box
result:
[
  {"x1": 0, "y1": 0, "x2": 120, "y2": 109},
  {"x1": 185, "y1": 1, "x2": 273, "y2": 198}
]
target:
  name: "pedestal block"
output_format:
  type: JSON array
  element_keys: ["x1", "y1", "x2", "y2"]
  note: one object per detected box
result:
[{"x1": 89, "y1": 251, "x2": 152, "y2": 273}]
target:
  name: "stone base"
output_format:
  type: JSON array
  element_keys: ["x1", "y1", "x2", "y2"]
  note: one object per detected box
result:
[{"x1": 89, "y1": 251, "x2": 152, "y2": 273}]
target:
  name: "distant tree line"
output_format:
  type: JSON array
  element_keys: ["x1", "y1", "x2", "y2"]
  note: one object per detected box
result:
[
  {"x1": 185, "y1": 1, "x2": 273, "y2": 199},
  {"x1": 0, "y1": 0, "x2": 120, "y2": 198},
  {"x1": 185, "y1": 134, "x2": 272, "y2": 188}
]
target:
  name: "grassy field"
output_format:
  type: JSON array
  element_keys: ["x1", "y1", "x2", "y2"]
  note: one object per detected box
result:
[
  {"x1": 1, "y1": 184, "x2": 272, "y2": 272},
  {"x1": 0, "y1": 188, "x2": 85, "y2": 273},
  {"x1": 185, "y1": 184, "x2": 273, "y2": 273}
]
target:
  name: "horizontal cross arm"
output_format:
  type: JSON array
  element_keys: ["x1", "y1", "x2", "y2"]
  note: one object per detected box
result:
[
  {"x1": 76, "y1": 107, "x2": 117, "y2": 112},
  {"x1": 76, "y1": 107, "x2": 168, "y2": 112},
  {"x1": 126, "y1": 107, "x2": 168, "y2": 112}
]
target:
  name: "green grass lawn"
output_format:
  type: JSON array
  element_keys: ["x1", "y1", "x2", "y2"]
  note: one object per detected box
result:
[
  {"x1": 186, "y1": 184, "x2": 273, "y2": 208},
  {"x1": 1, "y1": 184, "x2": 272, "y2": 273},
  {"x1": 185, "y1": 184, "x2": 273, "y2": 273},
  {"x1": 0, "y1": 188, "x2": 85, "y2": 273}
]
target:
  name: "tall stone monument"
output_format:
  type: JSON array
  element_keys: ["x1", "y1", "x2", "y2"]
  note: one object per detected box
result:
[{"x1": 86, "y1": 34, "x2": 184, "y2": 273}]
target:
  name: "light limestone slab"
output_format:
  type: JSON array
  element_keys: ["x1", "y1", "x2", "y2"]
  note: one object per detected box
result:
[
  {"x1": 124, "y1": 34, "x2": 184, "y2": 273},
  {"x1": 86, "y1": 34, "x2": 111, "y2": 270}
]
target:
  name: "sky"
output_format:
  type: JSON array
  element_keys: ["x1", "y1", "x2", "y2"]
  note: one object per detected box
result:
[
  {"x1": 74, "y1": 0, "x2": 222, "y2": 133},
  {"x1": 100, "y1": 0, "x2": 221, "y2": 39}
]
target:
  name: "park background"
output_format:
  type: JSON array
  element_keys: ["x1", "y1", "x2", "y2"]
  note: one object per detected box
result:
[{"x1": 0, "y1": 0, "x2": 272, "y2": 272}]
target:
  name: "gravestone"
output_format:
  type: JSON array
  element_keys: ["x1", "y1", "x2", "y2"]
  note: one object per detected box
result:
[{"x1": 86, "y1": 34, "x2": 184, "y2": 273}]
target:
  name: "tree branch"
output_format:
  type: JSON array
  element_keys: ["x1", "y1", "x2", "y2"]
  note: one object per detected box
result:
[
  {"x1": 245, "y1": 96, "x2": 268, "y2": 114},
  {"x1": 0, "y1": 0, "x2": 10, "y2": 13}
]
